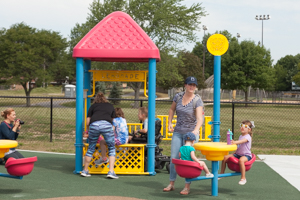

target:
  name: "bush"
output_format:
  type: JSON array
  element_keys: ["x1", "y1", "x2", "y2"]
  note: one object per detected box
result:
[{"x1": 109, "y1": 83, "x2": 122, "y2": 105}]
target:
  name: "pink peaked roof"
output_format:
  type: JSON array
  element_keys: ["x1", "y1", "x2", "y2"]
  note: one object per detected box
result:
[{"x1": 72, "y1": 11, "x2": 160, "y2": 62}]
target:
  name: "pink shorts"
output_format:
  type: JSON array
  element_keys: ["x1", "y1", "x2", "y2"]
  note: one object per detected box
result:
[{"x1": 97, "y1": 135, "x2": 122, "y2": 146}]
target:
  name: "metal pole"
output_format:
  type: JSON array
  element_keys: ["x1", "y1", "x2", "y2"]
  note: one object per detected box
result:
[
  {"x1": 50, "y1": 97, "x2": 53, "y2": 142},
  {"x1": 74, "y1": 58, "x2": 84, "y2": 174},
  {"x1": 232, "y1": 102, "x2": 235, "y2": 138},
  {"x1": 147, "y1": 58, "x2": 157, "y2": 175},
  {"x1": 212, "y1": 55, "x2": 221, "y2": 196},
  {"x1": 202, "y1": 30, "x2": 206, "y2": 80},
  {"x1": 262, "y1": 20, "x2": 264, "y2": 46}
]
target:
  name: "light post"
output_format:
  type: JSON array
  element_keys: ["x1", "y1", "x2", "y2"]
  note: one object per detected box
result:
[
  {"x1": 255, "y1": 15, "x2": 270, "y2": 47},
  {"x1": 237, "y1": 33, "x2": 241, "y2": 42},
  {"x1": 202, "y1": 25, "x2": 208, "y2": 80}
]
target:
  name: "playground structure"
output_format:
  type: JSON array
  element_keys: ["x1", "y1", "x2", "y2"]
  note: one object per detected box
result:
[
  {"x1": 0, "y1": 140, "x2": 37, "y2": 179},
  {"x1": 72, "y1": 11, "x2": 161, "y2": 175}
]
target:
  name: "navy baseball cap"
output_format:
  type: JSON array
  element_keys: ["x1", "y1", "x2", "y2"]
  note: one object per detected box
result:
[
  {"x1": 184, "y1": 132, "x2": 196, "y2": 141},
  {"x1": 185, "y1": 76, "x2": 198, "y2": 86}
]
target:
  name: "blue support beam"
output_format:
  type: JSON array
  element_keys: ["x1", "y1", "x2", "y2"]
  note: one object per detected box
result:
[
  {"x1": 212, "y1": 55, "x2": 221, "y2": 196},
  {"x1": 0, "y1": 173, "x2": 23, "y2": 179},
  {"x1": 74, "y1": 58, "x2": 84, "y2": 174},
  {"x1": 84, "y1": 60, "x2": 91, "y2": 110},
  {"x1": 147, "y1": 58, "x2": 157, "y2": 175}
]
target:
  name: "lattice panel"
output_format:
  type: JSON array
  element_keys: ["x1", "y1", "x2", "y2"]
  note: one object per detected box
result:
[{"x1": 83, "y1": 143, "x2": 146, "y2": 174}]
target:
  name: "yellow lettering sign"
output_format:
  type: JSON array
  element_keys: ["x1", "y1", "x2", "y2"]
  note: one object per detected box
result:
[{"x1": 89, "y1": 70, "x2": 148, "y2": 82}]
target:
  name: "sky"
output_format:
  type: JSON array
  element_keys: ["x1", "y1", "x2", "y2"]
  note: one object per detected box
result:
[{"x1": 1, "y1": 0, "x2": 300, "y2": 64}]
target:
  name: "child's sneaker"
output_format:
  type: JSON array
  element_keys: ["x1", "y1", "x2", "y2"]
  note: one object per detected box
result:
[
  {"x1": 107, "y1": 171, "x2": 119, "y2": 179},
  {"x1": 238, "y1": 179, "x2": 247, "y2": 185},
  {"x1": 206, "y1": 173, "x2": 214, "y2": 178},
  {"x1": 95, "y1": 157, "x2": 108, "y2": 166},
  {"x1": 80, "y1": 170, "x2": 91, "y2": 177}
]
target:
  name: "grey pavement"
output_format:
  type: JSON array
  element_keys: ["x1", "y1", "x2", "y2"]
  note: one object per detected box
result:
[{"x1": 258, "y1": 154, "x2": 300, "y2": 192}]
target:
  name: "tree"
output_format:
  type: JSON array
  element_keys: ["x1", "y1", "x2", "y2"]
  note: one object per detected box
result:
[
  {"x1": 221, "y1": 40, "x2": 274, "y2": 102},
  {"x1": 69, "y1": 0, "x2": 207, "y2": 102},
  {"x1": 0, "y1": 23, "x2": 67, "y2": 106},
  {"x1": 95, "y1": 81, "x2": 106, "y2": 94},
  {"x1": 274, "y1": 64, "x2": 288, "y2": 91},
  {"x1": 109, "y1": 82, "x2": 122, "y2": 105},
  {"x1": 48, "y1": 52, "x2": 75, "y2": 84},
  {"x1": 275, "y1": 54, "x2": 300, "y2": 90},
  {"x1": 292, "y1": 63, "x2": 300, "y2": 86}
]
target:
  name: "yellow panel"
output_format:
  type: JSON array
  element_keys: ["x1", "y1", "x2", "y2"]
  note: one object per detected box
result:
[
  {"x1": 83, "y1": 143, "x2": 146, "y2": 174},
  {"x1": 89, "y1": 70, "x2": 148, "y2": 82},
  {"x1": 157, "y1": 115, "x2": 212, "y2": 142}
]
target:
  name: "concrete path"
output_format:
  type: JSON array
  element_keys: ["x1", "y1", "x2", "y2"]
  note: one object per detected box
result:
[{"x1": 258, "y1": 155, "x2": 300, "y2": 192}]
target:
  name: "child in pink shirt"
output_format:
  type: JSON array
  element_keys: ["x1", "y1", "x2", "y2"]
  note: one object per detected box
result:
[{"x1": 220, "y1": 120, "x2": 254, "y2": 185}]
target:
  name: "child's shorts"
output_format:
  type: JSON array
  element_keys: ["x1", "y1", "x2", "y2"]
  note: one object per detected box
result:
[{"x1": 233, "y1": 154, "x2": 252, "y2": 161}]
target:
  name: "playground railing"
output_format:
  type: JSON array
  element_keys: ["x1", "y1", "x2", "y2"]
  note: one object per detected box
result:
[
  {"x1": 127, "y1": 116, "x2": 212, "y2": 142},
  {"x1": 83, "y1": 143, "x2": 148, "y2": 175}
]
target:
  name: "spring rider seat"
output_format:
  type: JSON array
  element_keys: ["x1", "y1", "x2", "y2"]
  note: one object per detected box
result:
[
  {"x1": 172, "y1": 158, "x2": 203, "y2": 179},
  {"x1": 5, "y1": 156, "x2": 38, "y2": 176},
  {"x1": 226, "y1": 153, "x2": 256, "y2": 172}
]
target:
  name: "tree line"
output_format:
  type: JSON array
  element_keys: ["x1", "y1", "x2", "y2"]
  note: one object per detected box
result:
[{"x1": 1, "y1": 0, "x2": 300, "y2": 105}]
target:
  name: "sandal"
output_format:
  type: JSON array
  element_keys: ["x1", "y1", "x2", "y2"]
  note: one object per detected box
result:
[
  {"x1": 163, "y1": 184, "x2": 175, "y2": 192},
  {"x1": 180, "y1": 187, "x2": 190, "y2": 195}
]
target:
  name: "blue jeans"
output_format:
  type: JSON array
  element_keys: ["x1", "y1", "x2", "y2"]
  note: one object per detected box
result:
[
  {"x1": 169, "y1": 132, "x2": 199, "y2": 184},
  {"x1": 86, "y1": 120, "x2": 115, "y2": 157}
]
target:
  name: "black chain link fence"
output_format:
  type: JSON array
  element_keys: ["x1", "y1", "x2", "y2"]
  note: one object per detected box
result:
[{"x1": 0, "y1": 96, "x2": 299, "y2": 154}]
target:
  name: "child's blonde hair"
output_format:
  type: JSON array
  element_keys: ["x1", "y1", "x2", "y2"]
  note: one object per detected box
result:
[
  {"x1": 138, "y1": 107, "x2": 148, "y2": 117},
  {"x1": 242, "y1": 120, "x2": 253, "y2": 137}
]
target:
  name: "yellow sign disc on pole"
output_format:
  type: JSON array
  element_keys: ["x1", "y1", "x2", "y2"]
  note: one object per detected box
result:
[{"x1": 206, "y1": 34, "x2": 229, "y2": 56}]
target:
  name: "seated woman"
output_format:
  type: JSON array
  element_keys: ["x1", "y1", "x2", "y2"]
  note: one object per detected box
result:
[{"x1": 0, "y1": 108, "x2": 24, "y2": 163}]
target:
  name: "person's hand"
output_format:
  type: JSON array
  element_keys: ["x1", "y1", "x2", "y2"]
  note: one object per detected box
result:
[
  {"x1": 14, "y1": 120, "x2": 20, "y2": 127},
  {"x1": 231, "y1": 140, "x2": 236, "y2": 145},
  {"x1": 168, "y1": 124, "x2": 174, "y2": 132},
  {"x1": 17, "y1": 125, "x2": 21, "y2": 130},
  {"x1": 198, "y1": 162, "x2": 204, "y2": 167},
  {"x1": 83, "y1": 131, "x2": 88, "y2": 138},
  {"x1": 191, "y1": 130, "x2": 198, "y2": 135}
]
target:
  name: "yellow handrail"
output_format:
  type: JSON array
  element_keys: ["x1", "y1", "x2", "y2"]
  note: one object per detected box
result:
[{"x1": 127, "y1": 116, "x2": 212, "y2": 142}]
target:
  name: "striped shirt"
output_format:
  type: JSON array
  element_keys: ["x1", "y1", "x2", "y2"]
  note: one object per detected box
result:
[{"x1": 173, "y1": 93, "x2": 203, "y2": 133}]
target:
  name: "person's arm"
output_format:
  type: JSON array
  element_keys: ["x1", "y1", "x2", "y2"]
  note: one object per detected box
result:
[
  {"x1": 179, "y1": 152, "x2": 181, "y2": 159},
  {"x1": 231, "y1": 138, "x2": 248, "y2": 145},
  {"x1": 192, "y1": 106, "x2": 203, "y2": 135},
  {"x1": 168, "y1": 101, "x2": 176, "y2": 132},
  {"x1": 86, "y1": 117, "x2": 91, "y2": 130},
  {"x1": 190, "y1": 151, "x2": 204, "y2": 167}
]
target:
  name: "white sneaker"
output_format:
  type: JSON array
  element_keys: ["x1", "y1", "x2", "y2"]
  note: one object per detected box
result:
[
  {"x1": 239, "y1": 179, "x2": 247, "y2": 185},
  {"x1": 206, "y1": 173, "x2": 214, "y2": 178}
]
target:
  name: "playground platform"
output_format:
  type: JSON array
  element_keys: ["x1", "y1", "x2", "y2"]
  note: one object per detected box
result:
[{"x1": 0, "y1": 151, "x2": 299, "y2": 200}]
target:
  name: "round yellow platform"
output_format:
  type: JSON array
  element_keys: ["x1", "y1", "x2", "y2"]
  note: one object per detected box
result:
[
  {"x1": 194, "y1": 142, "x2": 237, "y2": 161},
  {"x1": 0, "y1": 140, "x2": 18, "y2": 158}
]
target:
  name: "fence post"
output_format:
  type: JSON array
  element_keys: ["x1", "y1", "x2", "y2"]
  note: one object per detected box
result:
[
  {"x1": 140, "y1": 100, "x2": 143, "y2": 123},
  {"x1": 50, "y1": 97, "x2": 53, "y2": 142},
  {"x1": 232, "y1": 102, "x2": 235, "y2": 139}
]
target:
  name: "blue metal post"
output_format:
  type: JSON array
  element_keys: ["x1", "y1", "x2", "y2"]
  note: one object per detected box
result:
[
  {"x1": 84, "y1": 60, "x2": 91, "y2": 110},
  {"x1": 147, "y1": 58, "x2": 157, "y2": 175},
  {"x1": 74, "y1": 58, "x2": 84, "y2": 174},
  {"x1": 212, "y1": 55, "x2": 221, "y2": 196}
]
